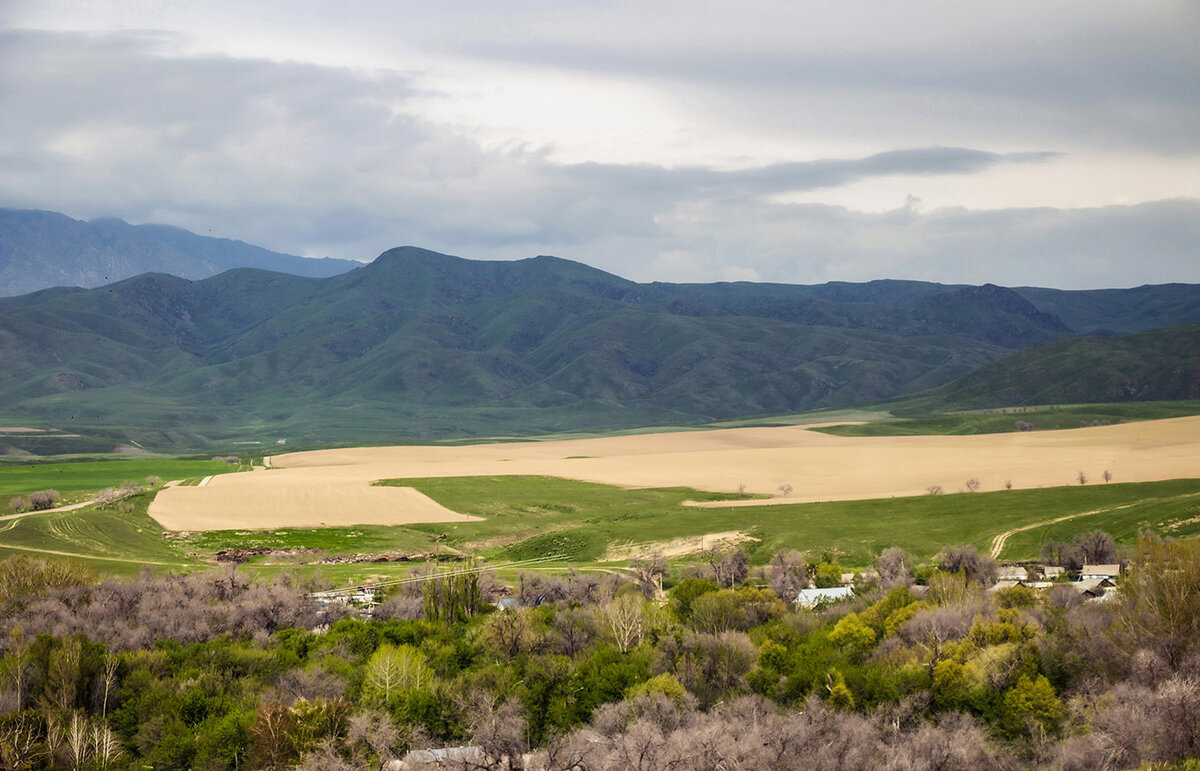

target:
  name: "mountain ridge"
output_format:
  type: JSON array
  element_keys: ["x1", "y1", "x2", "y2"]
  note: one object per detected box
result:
[
  {"x1": 0, "y1": 208, "x2": 361, "y2": 296},
  {"x1": 1, "y1": 246, "x2": 1197, "y2": 451}
]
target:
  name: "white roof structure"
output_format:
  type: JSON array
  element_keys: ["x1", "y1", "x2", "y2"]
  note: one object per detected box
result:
[{"x1": 796, "y1": 586, "x2": 855, "y2": 607}]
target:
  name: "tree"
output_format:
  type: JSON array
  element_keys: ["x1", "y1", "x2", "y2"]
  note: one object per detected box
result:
[
  {"x1": 1113, "y1": 536, "x2": 1200, "y2": 667},
  {"x1": 936, "y1": 544, "x2": 997, "y2": 585},
  {"x1": 1001, "y1": 674, "x2": 1063, "y2": 739},
  {"x1": 690, "y1": 591, "x2": 748, "y2": 634},
  {"x1": 829, "y1": 613, "x2": 876, "y2": 659},
  {"x1": 484, "y1": 609, "x2": 538, "y2": 661},
  {"x1": 669, "y1": 577, "x2": 718, "y2": 622},
  {"x1": 362, "y1": 645, "x2": 432, "y2": 705},
  {"x1": 1102, "y1": 469, "x2": 1113, "y2": 483},
  {"x1": 875, "y1": 547, "x2": 913, "y2": 588},
  {"x1": 1076, "y1": 470, "x2": 1088, "y2": 485},
  {"x1": 604, "y1": 593, "x2": 645, "y2": 653},
  {"x1": 767, "y1": 550, "x2": 807, "y2": 600},
  {"x1": 1073, "y1": 530, "x2": 1117, "y2": 564},
  {"x1": 248, "y1": 704, "x2": 297, "y2": 770},
  {"x1": 707, "y1": 547, "x2": 749, "y2": 589},
  {"x1": 926, "y1": 485, "x2": 944, "y2": 495},
  {"x1": 965, "y1": 478, "x2": 981, "y2": 492},
  {"x1": 630, "y1": 551, "x2": 668, "y2": 598},
  {"x1": 28, "y1": 489, "x2": 61, "y2": 510}
]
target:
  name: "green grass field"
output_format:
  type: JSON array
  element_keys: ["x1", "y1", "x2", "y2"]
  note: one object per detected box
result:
[
  {"x1": 810, "y1": 401, "x2": 1200, "y2": 437},
  {"x1": 0, "y1": 457, "x2": 242, "y2": 509}
]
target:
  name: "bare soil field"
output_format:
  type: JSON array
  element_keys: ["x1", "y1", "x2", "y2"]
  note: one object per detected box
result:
[{"x1": 148, "y1": 416, "x2": 1200, "y2": 530}]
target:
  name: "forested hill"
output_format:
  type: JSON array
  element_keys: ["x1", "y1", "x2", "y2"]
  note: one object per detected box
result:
[
  {"x1": 1, "y1": 245, "x2": 1198, "y2": 449},
  {"x1": 898, "y1": 322, "x2": 1200, "y2": 411},
  {"x1": 0, "y1": 208, "x2": 360, "y2": 297}
]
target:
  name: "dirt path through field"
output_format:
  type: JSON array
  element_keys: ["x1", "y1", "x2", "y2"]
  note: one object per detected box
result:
[
  {"x1": 0, "y1": 497, "x2": 102, "y2": 522},
  {"x1": 148, "y1": 416, "x2": 1200, "y2": 530},
  {"x1": 987, "y1": 504, "x2": 1137, "y2": 559}
]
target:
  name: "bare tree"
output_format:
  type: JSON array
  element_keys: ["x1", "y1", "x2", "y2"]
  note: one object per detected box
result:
[
  {"x1": 1015, "y1": 420, "x2": 1034, "y2": 431},
  {"x1": 777, "y1": 483, "x2": 793, "y2": 497},
  {"x1": 936, "y1": 545, "x2": 997, "y2": 585},
  {"x1": 484, "y1": 609, "x2": 538, "y2": 661},
  {"x1": 1077, "y1": 470, "x2": 1088, "y2": 485},
  {"x1": 605, "y1": 593, "x2": 646, "y2": 653},
  {"x1": 767, "y1": 550, "x2": 807, "y2": 600},
  {"x1": 964, "y1": 478, "x2": 981, "y2": 493},
  {"x1": 875, "y1": 548, "x2": 914, "y2": 589},
  {"x1": 630, "y1": 551, "x2": 668, "y2": 598},
  {"x1": 707, "y1": 547, "x2": 749, "y2": 589},
  {"x1": 553, "y1": 606, "x2": 600, "y2": 657},
  {"x1": 1004, "y1": 479, "x2": 1013, "y2": 490},
  {"x1": 926, "y1": 485, "x2": 944, "y2": 496},
  {"x1": 467, "y1": 693, "x2": 527, "y2": 770},
  {"x1": 1074, "y1": 530, "x2": 1117, "y2": 564},
  {"x1": 28, "y1": 489, "x2": 61, "y2": 510},
  {"x1": 1103, "y1": 469, "x2": 1113, "y2": 483}
]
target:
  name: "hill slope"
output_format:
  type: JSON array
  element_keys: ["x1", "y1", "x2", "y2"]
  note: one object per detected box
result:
[
  {"x1": 898, "y1": 323, "x2": 1200, "y2": 411},
  {"x1": 0, "y1": 208, "x2": 360, "y2": 296},
  {"x1": 0, "y1": 246, "x2": 1197, "y2": 450}
]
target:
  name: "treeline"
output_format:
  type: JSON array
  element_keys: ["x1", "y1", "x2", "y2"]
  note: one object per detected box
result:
[{"x1": 0, "y1": 536, "x2": 1198, "y2": 769}]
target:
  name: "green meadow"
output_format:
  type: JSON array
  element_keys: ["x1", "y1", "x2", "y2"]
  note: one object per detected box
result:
[{"x1": 0, "y1": 457, "x2": 243, "y2": 509}]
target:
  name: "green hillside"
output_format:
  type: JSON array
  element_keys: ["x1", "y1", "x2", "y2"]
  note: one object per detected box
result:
[
  {"x1": 897, "y1": 323, "x2": 1200, "y2": 413},
  {"x1": 2, "y1": 247, "x2": 1198, "y2": 452}
]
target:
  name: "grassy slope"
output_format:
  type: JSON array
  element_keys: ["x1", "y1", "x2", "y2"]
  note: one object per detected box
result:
[{"x1": 0, "y1": 490, "x2": 193, "y2": 575}]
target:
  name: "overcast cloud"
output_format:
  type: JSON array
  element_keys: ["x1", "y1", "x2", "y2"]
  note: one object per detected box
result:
[{"x1": 0, "y1": 2, "x2": 1197, "y2": 289}]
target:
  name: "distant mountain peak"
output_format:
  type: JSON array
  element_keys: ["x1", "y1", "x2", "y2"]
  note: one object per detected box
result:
[{"x1": 0, "y1": 207, "x2": 361, "y2": 296}]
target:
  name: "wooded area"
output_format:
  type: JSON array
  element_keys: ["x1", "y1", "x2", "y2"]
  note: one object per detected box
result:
[{"x1": 1, "y1": 535, "x2": 1198, "y2": 769}]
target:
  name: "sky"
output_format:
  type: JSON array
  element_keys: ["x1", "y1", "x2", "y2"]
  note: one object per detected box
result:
[{"x1": 1, "y1": 1, "x2": 1197, "y2": 288}]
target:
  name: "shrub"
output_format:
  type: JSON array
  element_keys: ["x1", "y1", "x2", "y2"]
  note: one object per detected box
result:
[{"x1": 28, "y1": 489, "x2": 61, "y2": 510}]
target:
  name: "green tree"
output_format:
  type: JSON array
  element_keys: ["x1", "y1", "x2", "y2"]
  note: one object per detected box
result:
[
  {"x1": 1001, "y1": 674, "x2": 1063, "y2": 738},
  {"x1": 829, "y1": 613, "x2": 876, "y2": 659},
  {"x1": 363, "y1": 645, "x2": 432, "y2": 706}
]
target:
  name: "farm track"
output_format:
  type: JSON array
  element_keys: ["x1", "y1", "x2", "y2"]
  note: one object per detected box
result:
[
  {"x1": 987, "y1": 490, "x2": 1200, "y2": 559},
  {"x1": 989, "y1": 503, "x2": 1137, "y2": 559},
  {"x1": 0, "y1": 496, "x2": 102, "y2": 522}
]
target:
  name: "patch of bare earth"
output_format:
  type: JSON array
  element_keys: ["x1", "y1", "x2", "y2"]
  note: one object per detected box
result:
[{"x1": 604, "y1": 531, "x2": 760, "y2": 561}]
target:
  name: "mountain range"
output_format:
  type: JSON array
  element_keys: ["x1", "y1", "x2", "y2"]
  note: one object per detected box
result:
[
  {"x1": 1, "y1": 233, "x2": 1198, "y2": 451},
  {"x1": 0, "y1": 208, "x2": 359, "y2": 296}
]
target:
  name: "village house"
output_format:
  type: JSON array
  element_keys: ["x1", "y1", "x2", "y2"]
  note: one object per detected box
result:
[{"x1": 1081, "y1": 563, "x2": 1122, "y2": 580}]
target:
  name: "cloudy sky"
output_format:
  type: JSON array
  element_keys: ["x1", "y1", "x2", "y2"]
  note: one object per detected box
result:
[{"x1": 1, "y1": 1, "x2": 1197, "y2": 288}]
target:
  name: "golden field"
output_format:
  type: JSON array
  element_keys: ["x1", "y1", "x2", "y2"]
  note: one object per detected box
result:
[{"x1": 148, "y1": 416, "x2": 1200, "y2": 530}]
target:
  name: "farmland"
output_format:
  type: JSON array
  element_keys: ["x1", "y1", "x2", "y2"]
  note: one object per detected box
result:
[{"x1": 0, "y1": 416, "x2": 1197, "y2": 584}]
